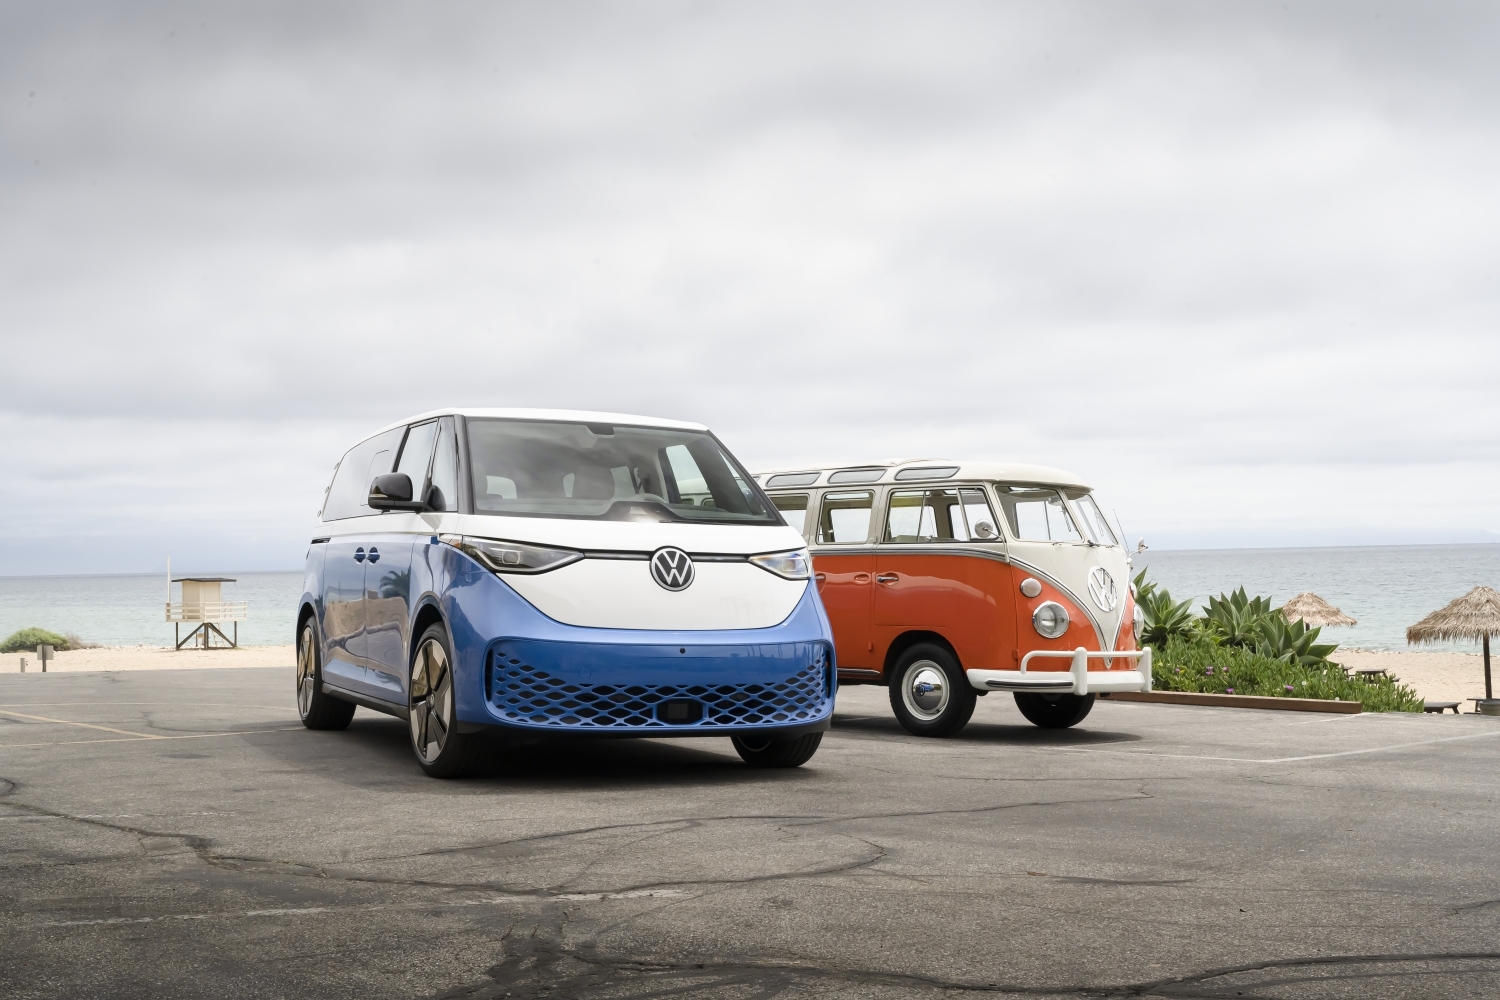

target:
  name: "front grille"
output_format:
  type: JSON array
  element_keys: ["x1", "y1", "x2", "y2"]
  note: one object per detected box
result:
[{"x1": 487, "y1": 645, "x2": 831, "y2": 730}]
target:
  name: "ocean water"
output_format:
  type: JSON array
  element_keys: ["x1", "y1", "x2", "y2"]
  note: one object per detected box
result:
[
  {"x1": 0, "y1": 572, "x2": 303, "y2": 648},
  {"x1": 1135, "y1": 544, "x2": 1500, "y2": 653},
  {"x1": 2, "y1": 543, "x2": 1497, "y2": 652}
]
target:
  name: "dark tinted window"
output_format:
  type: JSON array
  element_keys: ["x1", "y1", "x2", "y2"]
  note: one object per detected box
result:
[{"x1": 321, "y1": 428, "x2": 404, "y2": 521}]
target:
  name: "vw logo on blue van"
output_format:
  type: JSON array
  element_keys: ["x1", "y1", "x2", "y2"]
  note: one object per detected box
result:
[
  {"x1": 651, "y1": 547, "x2": 695, "y2": 591},
  {"x1": 1087, "y1": 566, "x2": 1118, "y2": 612}
]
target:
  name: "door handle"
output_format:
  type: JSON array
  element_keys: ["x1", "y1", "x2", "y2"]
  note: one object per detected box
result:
[
  {"x1": 367, "y1": 546, "x2": 380, "y2": 564},
  {"x1": 354, "y1": 547, "x2": 366, "y2": 563},
  {"x1": 852, "y1": 573, "x2": 871, "y2": 584},
  {"x1": 814, "y1": 573, "x2": 826, "y2": 584},
  {"x1": 876, "y1": 573, "x2": 898, "y2": 584}
]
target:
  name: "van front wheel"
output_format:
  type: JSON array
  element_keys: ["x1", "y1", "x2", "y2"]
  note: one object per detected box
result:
[
  {"x1": 889, "y1": 644, "x2": 976, "y2": 737},
  {"x1": 730, "y1": 733, "x2": 822, "y2": 768},
  {"x1": 1014, "y1": 692, "x2": 1095, "y2": 729}
]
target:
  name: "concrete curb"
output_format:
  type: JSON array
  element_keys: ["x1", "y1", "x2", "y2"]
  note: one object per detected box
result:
[{"x1": 1101, "y1": 691, "x2": 1363, "y2": 714}]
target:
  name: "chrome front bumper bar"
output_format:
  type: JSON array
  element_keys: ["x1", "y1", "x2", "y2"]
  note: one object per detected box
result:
[{"x1": 967, "y1": 647, "x2": 1153, "y2": 696}]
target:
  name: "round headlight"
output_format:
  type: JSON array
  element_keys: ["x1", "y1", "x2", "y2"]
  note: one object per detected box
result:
[
  {"x1": 1133, "y1": 604, "x2": 1145, "y2": 641},
  {"x1": 1032, "y1": 601, "x2": 1070, "y2": 639}
]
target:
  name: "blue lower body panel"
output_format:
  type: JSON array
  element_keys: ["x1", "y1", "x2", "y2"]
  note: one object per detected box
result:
[
  {"x1": 439, "y1": 553, "x2": 838, "y2": 737},
  {"x1": 487, "y1": 639, "x2": 832, "y2": 731}
]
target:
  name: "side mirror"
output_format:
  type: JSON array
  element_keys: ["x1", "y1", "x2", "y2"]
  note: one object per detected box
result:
[
  {"x1": 368, "y1": 473, "x2": 425, "y2": 511},
  {"x1": 973, "y1": 521, "x2": 998, "y2": 540}
]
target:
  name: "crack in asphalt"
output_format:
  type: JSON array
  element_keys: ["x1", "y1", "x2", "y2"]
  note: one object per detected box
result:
[{"x1": 438, "y1": 921, "x2": 1500, "y2": 1000}]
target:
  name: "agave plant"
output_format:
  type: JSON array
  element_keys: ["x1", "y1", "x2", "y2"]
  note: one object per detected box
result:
[
  {"x1": 1202, "y1": 587, "x2": 1278, "y2": 648},
  {"x1": 1132, "y1": 568, "x2": 1157, "y2": 604},
  {"x1": 1138, "y1": 585, "x2": 1195, "y2": 648},
  {"x1": 1251, "y1": 613, "x2": 1339, "y2": 667}
]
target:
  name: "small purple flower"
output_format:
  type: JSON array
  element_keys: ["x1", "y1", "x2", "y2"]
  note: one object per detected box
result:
[
  {"x1": 1205, "y1": 666, "x2": 1214, "y2": 675},
  {"x1": 1285, "y1": 684, "x2": 1295, "y2": 692},
  {"x1": 1226, "y1": 687, "x2": 1235, "y2": 694}
]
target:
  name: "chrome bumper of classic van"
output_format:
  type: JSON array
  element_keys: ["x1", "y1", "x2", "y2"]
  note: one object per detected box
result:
[{"x1": 968, "y1": 647, "x2": 1153, "y2": 696}]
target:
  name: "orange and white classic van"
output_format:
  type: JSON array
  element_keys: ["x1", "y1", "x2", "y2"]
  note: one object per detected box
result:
[{"x1": 755, "y1": 461, "x2": 1152, "y2": 736}]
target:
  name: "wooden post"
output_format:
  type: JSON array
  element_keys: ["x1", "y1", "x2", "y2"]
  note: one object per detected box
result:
[{"x1": 1486, "y1": 634, "x2": 1493, "y2": 701}]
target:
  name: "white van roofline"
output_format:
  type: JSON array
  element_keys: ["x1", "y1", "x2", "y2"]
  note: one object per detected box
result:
[
  {"x1": 365, "y1": 407, "x2": 710, "y2": 440},
  {"x1": 754, "y1": 460, "x2": 1091, "y2": 490}
]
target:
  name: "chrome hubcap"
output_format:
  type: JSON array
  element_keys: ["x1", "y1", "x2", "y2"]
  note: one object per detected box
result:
[
  {"x1": 902, "y1": 661, "x2": 949, "y2": 721},
  {"x1": 296, "y1": 626, "x2": 316, "y2": 717},
  {"x1": 409, "y1": 639, "x2": 452, "y2": 763}
]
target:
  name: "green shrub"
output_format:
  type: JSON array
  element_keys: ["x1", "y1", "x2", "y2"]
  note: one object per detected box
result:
[
  {"x1": 0, "y1": 628, "x2": 71, "y2": 654},
  {"x1": 1202, "y1": 587, "x2": 1278, "y2": 648},
  {"x1": 1152, "y1": 634, "x2": 1421, "y2": 713}
]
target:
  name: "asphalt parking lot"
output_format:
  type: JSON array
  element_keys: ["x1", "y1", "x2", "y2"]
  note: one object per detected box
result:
[{"x1": 3, "y1": 668, "x2": 1499, "y2": 999}]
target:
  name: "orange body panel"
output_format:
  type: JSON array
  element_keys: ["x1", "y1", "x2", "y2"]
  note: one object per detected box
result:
[
  {"x1": 813, "y1": 553, "x2": 875, "y2": 669},
  {"x1": 815, "y1": 551, "x2": 1137, "y2": 680}
]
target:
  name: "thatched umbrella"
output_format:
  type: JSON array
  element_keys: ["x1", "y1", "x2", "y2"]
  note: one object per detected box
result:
[
  {"x1": 1282, "y1": 592, "x2": 1357, "y2": 628},
  {"x1": 1407, "y1": 586, "x2": 1500, "y2": 701}
]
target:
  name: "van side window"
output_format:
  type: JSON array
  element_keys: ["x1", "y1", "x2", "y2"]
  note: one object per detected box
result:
[
  {"x1": 427, "y1": 418, "x2": 459, "y2": 512},
  {"x1": 394, "y1": 421, "x2": 439, "y2": 495},
  {"x1": 770, "y1": 494, "x2": 810, "y2": 536},
  {"x1": 994, "y1": 484, "x2": 1082, "y2": 542},
  {"x1": 884, "y1": 488, "x2": 999, "y2": 542},
  {"x1": 816, "y1": 491, "x2": 873, "y2": 544},
  {"x1": 321, "y1": 427, "x2": 404, "y2": 521}
]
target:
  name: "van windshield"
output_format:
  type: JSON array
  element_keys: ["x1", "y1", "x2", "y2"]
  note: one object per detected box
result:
[{"x1": 466, "y1": 419, "x2": 779, "y2": 524}]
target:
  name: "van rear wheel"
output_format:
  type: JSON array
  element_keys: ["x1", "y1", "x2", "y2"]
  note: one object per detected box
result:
[
  {"x1": 1014, "y1": 692, "x2": 1095, "y2": 729},
  {"x1": 296, "y1": 621, "x2": 355, "y2": 731},
  {"x1": 730, "y1": 732, "x2": 822, "y2": 768},
  {"x1": 889, "y1": 644, "x2": 976, "y2": 737}
]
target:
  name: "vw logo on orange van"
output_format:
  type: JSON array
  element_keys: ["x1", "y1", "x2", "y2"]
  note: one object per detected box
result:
[
  {"x1": 650, "y1": 547, "x2": 695, "y2": 591},
  {"x1": 1087, "y1": 566, "x2": 1118, "y2": 612}
]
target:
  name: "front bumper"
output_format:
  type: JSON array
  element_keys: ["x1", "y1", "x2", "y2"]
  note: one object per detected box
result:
[
  {"x1": 443, "y1": 557, "x2": 838, "y2": 737},
  {"x1": 967, "y1": 647, "x2": 1153, "y2": 696}
]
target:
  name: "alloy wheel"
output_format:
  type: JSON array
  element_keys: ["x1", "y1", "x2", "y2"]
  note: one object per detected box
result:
[
  {"x1": 409, "y1": 638, "x2": 452, "y2": 763},
  {"x1": 297, "y1": 625, "x2": 317, "y2": 718}
]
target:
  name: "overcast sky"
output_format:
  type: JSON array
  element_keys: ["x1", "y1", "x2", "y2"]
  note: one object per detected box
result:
[{"x1": 3, "y1": 1, "x2": 1498, "y2": 575}]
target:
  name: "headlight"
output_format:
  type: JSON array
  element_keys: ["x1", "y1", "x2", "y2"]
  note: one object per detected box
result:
[
  {"x1": 441, "y1": 535, "x2": 583, "y2": 574},
  {"x1": 1133, "y1": 603, "x2": 1145, "y2": 641},
  {"x1": 749, "y1": 549, "x2": 812, "y2": 581},
  {"x1": 1032, "y1": 601, "x2": 1070, "y2": 639}
]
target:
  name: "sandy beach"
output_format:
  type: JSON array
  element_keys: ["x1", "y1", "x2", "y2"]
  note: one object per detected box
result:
[
  {"x1": 5, "y1": 644, "x2": 295, "y2": 673},
  {"x1": 1334, "y1": 649, "x2": 1494, "y2": 712},
  {"x1": 5, "y1": 644, "x2": 1492, "y2": 713}
]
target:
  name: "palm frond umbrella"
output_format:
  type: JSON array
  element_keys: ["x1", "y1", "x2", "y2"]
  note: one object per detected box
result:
[
  {"x1": 1282, "y1": 592, "x2": 1357, "y2": 628},
  {"x1": 1407, "y1": 586, "x2": 1500, "y2": 701}
]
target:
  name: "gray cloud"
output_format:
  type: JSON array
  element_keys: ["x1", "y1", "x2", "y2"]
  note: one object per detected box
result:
[{"x1": 3, "y1": 1, "x2": 1498, "y2": 573}]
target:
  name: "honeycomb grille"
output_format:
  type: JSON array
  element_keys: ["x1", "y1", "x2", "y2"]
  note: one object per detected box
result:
[{"x1": 488, "y1": 651, "x2": 831, "y2": 730}]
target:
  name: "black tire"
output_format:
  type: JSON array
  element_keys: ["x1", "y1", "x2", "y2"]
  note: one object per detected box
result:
[
  {"x1": 888, "y1": 643, "x2": 976, "y2": 737},
  {"x1": 1014, "y1": 692, "x2": 1096, "y2": 729},
  {"x1": 730, "y1": 732, "x2": 823, "y2": 768},
  {"x1": 409, "y1": 623, "x2": 483, "y2": 778},
  {"x1": 296, "y1": 619, "x2": 355, "y2": 731}
]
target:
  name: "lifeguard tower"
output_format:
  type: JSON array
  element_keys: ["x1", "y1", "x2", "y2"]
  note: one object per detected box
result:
[{"x1": 166, "y1": 577, "x2": 248, "y2": 650}]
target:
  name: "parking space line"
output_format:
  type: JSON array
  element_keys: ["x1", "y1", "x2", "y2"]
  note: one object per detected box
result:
[
  {"x1": 0, "y1": 708, "x2": 161, "y2": 739},
  {"x1": 0, "y1": 727, "x2": 302, "y2": 750},
  {"x1": 1050, "y1": 728, "x2": 1500, "y2": 764}
]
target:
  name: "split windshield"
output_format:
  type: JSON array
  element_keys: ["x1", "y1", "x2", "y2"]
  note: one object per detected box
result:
[{"x1": 466, "y1": 419, "x2": 779, "y2": 524}]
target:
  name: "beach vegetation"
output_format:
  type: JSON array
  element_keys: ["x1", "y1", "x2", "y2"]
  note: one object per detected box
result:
[
  {"x1": 1, "y1": 627, "x2": 71, "y2": 653},
  {"x1": 1202, "y1": 587, "x2": 1277, "y2": 648},
  {"x1": 1249, "y1": 613, "x2": 1339, "y2": 667},
  {"x1": 1136, "y1": 583, "x2": 1196, "y2": 647},
  {"x1": 1151, "y1": 634, "x2": 1421, "y2": 712}
]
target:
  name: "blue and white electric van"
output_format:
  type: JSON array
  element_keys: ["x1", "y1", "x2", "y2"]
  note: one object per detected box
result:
[{"x1": 296, "y1": 409, "x2": 835, "y2": 776}]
